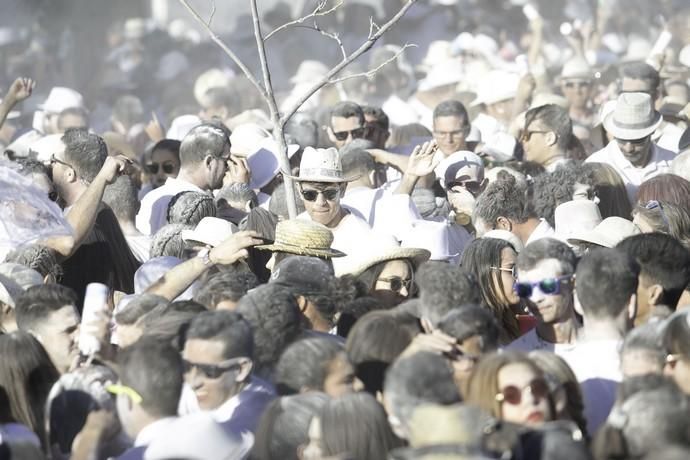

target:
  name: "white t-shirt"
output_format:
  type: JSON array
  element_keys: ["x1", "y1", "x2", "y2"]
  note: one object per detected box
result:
[
  {"x1": 136, "y1": 177, "x2": 205, "y2": 236},
  {"x1": 525, "y1": 219, "x2": 555, "y2": 246},
  {"x1": 505, "y1": 328, "x2": 577, "y2": 358}
]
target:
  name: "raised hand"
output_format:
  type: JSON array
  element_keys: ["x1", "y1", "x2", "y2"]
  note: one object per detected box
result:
[
  {"x1": 406, "y1": 140, "x2": 439, "y2": 177},
  {"x1": 209, "y1": 230, "x2": 264, "y2": 265},
  {"x1": 224, "y1": 155, "x2": 251, "y2": 186},
  {"x1": 97, "y1": 155, "x2": 132, "y2": 184},
  {"x1": 5, "y1": 77, "x2": 35, "y2": 105}
]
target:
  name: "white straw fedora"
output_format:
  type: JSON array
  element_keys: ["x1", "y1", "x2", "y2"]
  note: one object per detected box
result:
[
  {"x1": 288, "y1": 146, "x2": 360, "y2": 183},
  {"x1": 603, "y1": 92, "x2": 662, "y2": 140}
]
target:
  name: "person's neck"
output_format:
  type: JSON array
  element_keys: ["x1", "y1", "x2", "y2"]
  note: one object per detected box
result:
[
  {"x1": 131, "y1": 412, "x2": 169, "y2": 440},
  {"x1": 569, "y1": 106, "x2": 590, "y2": 119},
  {"x1": 176, "y1": 167, "x2": 208, "y2": 191},
  {"x1": 512, "y1": 218, "x2": 541, "y2": 244},
  {"x1": 119, "y1": 219, "x2": 143, "y2": 237},
  {"x1": 581, "y1": 317, "x2": 628, "y2": 342},
  {"x1": 544, "y1": 149, "x2": 566, "y2": 168},
  {"x1": 324, "y1": 207, "x2": 347, "y2": 229},
  {"x1": 62, "y1": 182, "x2": 88, "y2": 207},
  {"x1": 535, "y1": 314, "x2": 581, "y2": 344},
  {"x1": 346, "y1": 179, "x2": 373, "y2": 191},
  {"x1": 630, "y1": 145, "x2": 654, "y2": 168}
]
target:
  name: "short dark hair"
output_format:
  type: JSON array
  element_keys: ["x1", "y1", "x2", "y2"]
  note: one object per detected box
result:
[
  {"x1": 362, "y1": 106, "x2": 389, "y2": 131},
  {"x1": 179, "y1": 123, "x2": 230, "y2": 165},
  {"x1": 575, "y1": 248, "x2": 639, "y2": 319},
  {"x1": 517, "y1": 238, "x2": 577, "y2": 275},
  {"x1": 432, "y1": 100, "x2": 469, "y2": 124},
  {"x1": 151, "y1": 139, "x2": 181, "y2": 159},
  {"x1": 330, "y1": 101, "x2": 364, "y2": 125},
  {"x1": 341, "y1": 148, "x2": 375, "y2": 181},
  {"x1": 474, "y1": 174, "x2": 535, "y2": 227},
  {"x1": 616, "y1": 233, "x2": 690, "y2": 308},
  {"x1": 193, "y1": 270, "x2": 259, "y2": 309},
  {"x1": 524, "y1": 104, "x2": 572, "y2": 152},
  {"x1": 274, "y1": 336, "x2": 343, "y2": 395},
  {"x1": 437, "y1": 304, "x2": 500, "y2": 353},
  {"x1": 15, "y1": 284, "x2": 79, "y2": 332},
  {"x1": 186, "y1": 310, "x2": 253, "y2": 360},
  {"x1": 114, "y1": 294, "x2": 169, "y2": 326},
  {"x1": 118, "y1": 337, "x2": 183, "y2": 417},
  {"x1": 619, "y1": 61, "x2": 660, "y2": 95},
  {"x1": 103, "y1": 175, "x2": 140, "y2": 222},
  {"x1": 61, "y1": 128, "x2": 108, "y2": 182},
  {"x1": 57, "y1": 107, "x2": 89, "y2": 131},
  {"x1": 416, "y1": 262, "x2": 482, "y2": 325}
]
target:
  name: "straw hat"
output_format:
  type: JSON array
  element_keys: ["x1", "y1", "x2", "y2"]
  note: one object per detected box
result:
[
  {"x1": 338, "y1": 233, "x2": 430, "y2": 276},
  {"x1": 567, "y1": 216, "x2": 640, "y2": 248},
  {"x1": 255, "y1": 219, "x2": 345, "y2": 258},
  {"x1": 603, "y1": 92, "x2": 662, "y2": 140},
  {"x1": 288, "y1": 147, "x2": 360, "y2": 183},
  {"x1": 180, "y1": 217, "x2": 238, "y2": 248}
]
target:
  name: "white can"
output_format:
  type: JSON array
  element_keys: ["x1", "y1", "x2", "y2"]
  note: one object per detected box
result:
[{"x1": 79, "y1": 283, "x2": 109, "y2": 356}]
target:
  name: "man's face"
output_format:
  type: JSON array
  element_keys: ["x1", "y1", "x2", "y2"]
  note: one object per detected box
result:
[
  {"x1": 58, "y1": 114, "x2": 88, "y2": 133},
  {"x1": 516, "y1": 259, "x2": 574, "y2": 325},
  {"x1": 48, "y1": 144, "x2": 73, "y2": 199},
  {"x1": 182, "y1": 338, "x2": 239, "y2": 410},
  {"x1": 446, "y1": 165, "x2": 484, "y2": 216},
  {"x1": 364, "y1": 115, "x2": 389, "y2": 149},
  {"x1": 206, "y1": 149, "x2": 230, "y2": 191},
  {"x1": 521, "y1": 121, "x2": 552, "y2": 165},
  {"x1": 616, "y1": 136, "x2": 652, "y2": 167},
  {"x1": 433, "y1": 115, "x2": 468, "y2": 155},
  {"x1": 621, "y1": 77, "x2": 657, "y2": 101},
  {"x1": 300, "y1": 182, "x2": 344, "y2": 227},
  {"x1": 560, "y1": 79, "x2": 592, "y2": 109},
  {"x1": 328, "y1": 116, "x2": 365, "y2": 149},
  {"x1": 322, "y1": 352, "x2": 358, "y2": 398},
  {"x1": 33, "y1": 305, "x2": 80, "y2": 373}
]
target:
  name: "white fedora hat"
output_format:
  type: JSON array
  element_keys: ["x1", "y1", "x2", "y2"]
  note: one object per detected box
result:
[
  {"x1": 180, "y1": 217, "x2": 238, "y2": 248},
  {"x1": 554, "y1": 200, "x2": 602, "y2": 242},
  {"x1": 289, "y1": 146, "x2": 360, "y2": 183},
  {"x1": 568, "y1": 216, "x2": 640, "y2": 248},
  {"x1": 603, "y1": 92, "x2": 662, "y2": 140}
]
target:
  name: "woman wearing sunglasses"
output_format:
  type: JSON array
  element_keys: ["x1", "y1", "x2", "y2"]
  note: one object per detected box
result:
[
  {"x1": 145, "y1": 139, "x2": 181, "y2": 189},
  {"x1": 464, "y1": 352, "x2": 555, "y2": 428}
]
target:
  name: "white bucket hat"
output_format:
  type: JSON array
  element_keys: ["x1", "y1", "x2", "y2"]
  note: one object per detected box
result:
[
  {"x1": 289, "y1": 147, "x2": 360, "y2": 183},
  {"x1": 180, "y1": 217, "x2": 238, "y2": 248},
  {"x1": 603, "y1": 92, "x2": 662, "y2": 140},
  {"x1": 554, "y1": 200, "x2": 602, "y2": 242},
  {"x1": 39, "y1": 87, "x2": 84, "y2": 114},
  {"x1": 471, "y1": 70, "x2": 520, "y2": 106},
  {"x1": 166, "y1": 114, "x2": 202, "y2": 141},
  {"x1": 567, "y1": 216, "x2": 641, "y2": 248}
]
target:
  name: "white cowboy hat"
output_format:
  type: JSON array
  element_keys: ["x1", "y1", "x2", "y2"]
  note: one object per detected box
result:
[
  {"x1": 559, "y1": 57, "x2": 592, "y2": 81},
  {"x1": 288, "y1": 146, "x2": 360, "y2": 183},
  {"x1": 181, "y1": 217, "x2": 238, "y2": 248},
  {"x1": 603, "y1": 92, "x2": 662, "y2": 140},
  {"x1": 567, "y1": 216, "x2": 640, "y2": 248}
]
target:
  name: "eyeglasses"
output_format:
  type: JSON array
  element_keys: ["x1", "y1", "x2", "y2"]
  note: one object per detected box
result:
[
  {"x1": 377, "y1": 276, "x2": 413, "y2": 293},
  {"x1": 146, "y1": 162, "x2": 176, "y2": 174},
  {"x1": 644, "y1": 200, "x2": 670, "y2": 229},
  {"x1": 513, "y1": 274, "x2": 573, "y2": 298},
  {"x1": 496, "y1": 378, "x2": 550, "y2": 405},
  {"x1": 107, "y1": 383, "x2": 143, "y2": 404},
  {"x1": 521, "y1": 130, "x2": 550, "y2": 142},
  {"x1": 491, "y1": 266, "x2": 517, "y2": 279},
  {"x1": 300, "y1": 187, "x2": 340, "y2": 202},
  {"x1": 447, "y1": 180, "x2": 482, "y2": 197},
  {"x1": 50, "y1": 154, "x2": 74, "y2": 170},
  {"x1": 564, "y1": 81, "x2": 591, "y2": 89},
  {"x1": 332, "y1": 127, "x2": 366, "y2": 141},
  {"x1": 182, "y1": 358, "x2": 244, "y2": 379}
]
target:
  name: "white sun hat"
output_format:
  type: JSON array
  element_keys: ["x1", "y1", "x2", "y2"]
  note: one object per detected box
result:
[
  {"x1": 554, "y1": 200, "x2": 602, "y2": 243},
  {"x1": 567, "y1": 216, "x2": 640, "y2": 248},
  {"x1": 603, "y1": 92, "x2": 662, "y2": 140},
  {"x1": 39, "y1": 87, "x2": 84, "y2": 114}
]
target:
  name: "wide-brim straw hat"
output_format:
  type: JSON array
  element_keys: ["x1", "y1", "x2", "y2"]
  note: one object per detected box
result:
[
  {"x1": 339, "y1": 234, "x2": 430, "y2": 277},
  {"x1": 567, "y1": 216, "x2": 640, "y2": 248},
  {"x1": 286, "y1": 146, "x2": 360, "y2": 183},
  {"x1": 255, "y1": 219, "x2": 345, "y2": 258},
  {"x1": 603, "y1": 92, "x2": 662, "y2": 140}
]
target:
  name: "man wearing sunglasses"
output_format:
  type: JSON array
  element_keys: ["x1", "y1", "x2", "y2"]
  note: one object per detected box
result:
[
  {"x1": 180, "y1": 310, "x2": 274, "y2": 438},
  {"x1": 585, "y1": 92, "x2": 675, "y2": 203},
  {"x1": 559, "y1": 57, "x2": 594, "y2": 131},
  {"x1": 326, "y1": 101, "x2": 367, "y2": 149},
  {"x1": 507, "y1": 238, "x2": 581, "y2": 357},
  {"x1": 521, "y1": 104, "x2": 572, "y2": 172}
]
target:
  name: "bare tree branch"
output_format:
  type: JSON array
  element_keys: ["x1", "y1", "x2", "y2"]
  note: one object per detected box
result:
[
  {"x1": 207, "y1": 0, "x2": 216, "y2": 28},
  {"x1": 177, "y1": 0, "x2": 269, "y2": 102},
  {"x1": 328, "y1": 43, "x2": 416, "y2": 84},
  {"x1": 312, "y1": 24, "x2": 348, "y2": 61},
  {"x1": 279, "y1": 0, "x2": 418, "y2": 126},
  {"x1": 368, "y1": 17, "x2": 381, "y2": 40},
  {"x1": 265, "y1": 0, "x2": 343, "y2": 41}
]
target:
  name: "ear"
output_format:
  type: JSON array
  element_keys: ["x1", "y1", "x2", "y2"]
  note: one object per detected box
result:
[
  {"x1": 496, "y1": 216, "x2": 512, "y2": 231},
  {"x1": 573, "y1": 290, "x2": 584, "y2": 317},
  {"x1": 236, "y1": 359, "x2": 253, "y2": 383},
  {"x1": 545, "y1": 131, "x2": 558, "y2": 147},
  {"x1": 296, "y1": 295, "x2": 309, "y2": 313},
  {"x1": 204, "y1": 155, "x2": 214, "y2": 169},
  {"x1": 627, "y1": 293, "x2": 638, "y2": 323},
  {"x1": 326, "y1": 126, "x2": 337, "y2": 143},
  {"x1": 553, "y1": 386, "x2": 568, "y2": 415},
  {"x1": 647, "y1": 284, "x2": 664, "y2": 307}
]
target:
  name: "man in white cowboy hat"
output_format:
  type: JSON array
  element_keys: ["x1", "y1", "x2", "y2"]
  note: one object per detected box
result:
[
  {"x1": 585, "y1": 92, "x2": 675, "y2": 203},
  {"x1": 293, "y1": 146, "x2": 377, "y2": 274}
]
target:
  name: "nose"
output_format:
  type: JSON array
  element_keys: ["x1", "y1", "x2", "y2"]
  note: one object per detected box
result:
[
  {"x1": 315, "y1": 192, "x2": 328, "y2": 206},
  {"x1": 186, "y1": 367, "x2": 204, "y2": 388},
  {"x1": 265, "y1": 254, "x2": 276, "y2": 272},
  {"x1": 619, "y1": 141, "x2": 634, "y2": 153},
  {"x1": 529, "y1": 287, "x2": 546, "y2": 303},
  {"x1": 399, "y1": 285, "x2": 409, "y2": 297}
]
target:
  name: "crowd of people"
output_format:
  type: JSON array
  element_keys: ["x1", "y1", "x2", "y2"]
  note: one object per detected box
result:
[{"x1": 1, "y1": 0, "x2": 690, "y2": 459}]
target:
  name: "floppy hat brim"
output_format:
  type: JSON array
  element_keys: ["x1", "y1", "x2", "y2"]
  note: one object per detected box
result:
[
  {"x1": 255, "y1": 242, "x2": 346, "y2": 258},
  {"x1": 567, "y1": 230, "x2": 612, "y2": 248},
  {"x1": 341, "y1": 247, "x2": 431, "y2": 277},
  {"x1": 602, "y1": 110, "x2": 662, "y2": 140}
]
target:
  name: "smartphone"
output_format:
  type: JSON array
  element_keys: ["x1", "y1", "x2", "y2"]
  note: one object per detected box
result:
[{"x1": 79, "y1": 283, "x2": 109, "y2": 356}]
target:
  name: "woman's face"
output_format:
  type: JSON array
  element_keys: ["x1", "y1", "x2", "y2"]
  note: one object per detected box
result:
[
  {"x1": 373, "y1": 259, "x2": 413, "y2": 308},
  {"x1": 492, "y1": 247, "x2": 520, "y2": 306},
  {"x1": 148, "y1": 148, "x2": 180, "y2": 188},
  {"x1": 497, "y1": 362, "x2": 552, "y2": 427},
  {"x1": 302, "y1": 417, "x2": 324, "y2": 460},
  {"x1": 665, "y1": 355, "x2": 690, "y2": 395},
  {"x1": 322, "y1": 352, "x2": 359, "y2": 397}
]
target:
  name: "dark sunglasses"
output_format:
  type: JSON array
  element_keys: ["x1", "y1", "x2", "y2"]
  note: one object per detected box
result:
[
  {"x1": 513, "y1": 275, "x2": 573, "y2": 298},
  {"x1": 564, "y1": 81, "x2": 591, "y2": 89},
  {"x1": 300, "y1": 187, "x2": 340, "y2": 202},
  {"x1": 378, "y1": 276, "x2": 413, "y2": 294},
  {"x1": 146, "y1": 162, "x2": 176, "y2": 174},
  {"x1": 496, "y1": 378, "x2": 550, "y2": 405},
  {"x1": 521, "y1": 130, "x2": 550, "y2": 142},
  {"x1": 182, "y1": 358, "x2": 242, "y2": 379},
  {"x1": 332, "y1": 127, "x2": 366, "y2": 141},
  {"x1": 447, "y1": 180, "x2": 482, "y2": 196}
]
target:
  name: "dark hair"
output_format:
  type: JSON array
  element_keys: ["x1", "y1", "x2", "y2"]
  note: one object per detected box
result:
[
  {"x1": 341, "y1": 148, "x2": 375, "y2": 179},
  {"x1": 516, "y1": 238, "x2": 577, "y2": 275},
  {"x1": 4, "y1": 245, "x2": 62, "y2": 281},
  {"x1": 433, "y1": 100, "x2": 469, "y2": 125},
  {"x1": 581, "y1": 162, "x2": 632, "y2": 220},
  {"x1": 663, "y1": 311, "x2": 690, "y2": 360},
  {"x1": 193, "y1": 270, "x2": 259, "y2": 309},
  {"x1": 139, "y1": 301, "x2": 207, "y2": 350},
  {"x1": 383, "y1": 351, "x2": 462, "y2": 432},
  {"x1": 437, "y1": 304, "x2": 500, "y2": 353},
  {"x1": 151, "y1": 139, "x2": 181, "y2": 159},
  {"x1": 149, "y1": 223, "x2": 189, "y2": 259},
  {"x1": 216, "y1": 183, "x2": 259, "y2": 210},
  {"x1": 166, "y1": 191, "x2": 217, "y2": 226},
  {"x1": 57, "y1": 107, "x2": 89, "y2": 131},
  {"x1": 320, "y1": 392, "x2": 402, "y2": 460},
  {"x1": 619, "y1": 61, "x2": 660, "y2": 96},
  {"x1": 524, "y1": 105, "x2": 572, "y2": 152},
  {"x1": 15, "y1": 284, "x2": 78, "y2": 333},
  {"x1": 285, "y1": 113, "x2": 319, "y2": 149},
  {"x1": 103, "y1": 175, "x2": 140, "y2": 222},
  {"x1": 620, "y1": 321, "x2": 666, "y2": 375},
  {"x1": 236, "y1": 284, "x2": 304, "y2": 376},
  {"x1": 616, "y1": 233, "x2": 690, "y2": 309},
  {"x1": 576, "y1": 248, "x2": 639, "y2": 319},
  {"x1": 112, "y1": 95, "x2": 145, "y2": 128},
  {"x1": 345, "y1": 311, "x2": 419, "y2": 394},
  {"x1": 636, "y1": 174, "x2": 690, "y2": 208},
  {"x1": 251, "y1": 393, "x2": 329, "y2": 460},
  {"x1": 330, "y1": 101, "x2": 364, "y2": 125},
  {"x1": 274, "y1": 336, "x2": 344, "y2": 395},
  {"x1": 474, "y1": 174, "x2": 535, "y2": 227},
  {"x1": 356, "y1": 258, "x2": 415, "y2": 299},
  {"x1": 0, "y1": 332, "x2": 59, "y2": 441},
  {"x1": 532, "y1": 163, "x2": 595, "y2": 227},
  {"x1": 179, "y1": 123, "x2": 230, "y2": 165},
  {"x1": 61, "y1": 128, "x2": 108, "y2": 182},
  {"x1": 114, "y1": 294, "x2": 169, "y2": 326},
  {"x1": 186, "y1": 310, "x2": 253, "y2": 360},
  {"x1": 118, "y1": 337, "x2": 184, "y2": 417},
  {"x1": 416, "y1": 262, "x2": 482, "y2": 325},
  {"x1": 362, "y1": 106, "x2": 390, "y2": 131},
  {"x1": 460, "y1": 239, "x2": 521, "y2": 341}
]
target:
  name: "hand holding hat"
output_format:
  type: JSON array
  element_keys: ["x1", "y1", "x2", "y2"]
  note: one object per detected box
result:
[{"x1": 209, "y1": 230, "x2": 264, "y2": 265}]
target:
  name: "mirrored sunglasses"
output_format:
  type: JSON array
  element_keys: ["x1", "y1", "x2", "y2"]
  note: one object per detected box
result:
[{"x1": 513, "y1": 275, "x2": 573, "y2": 298}]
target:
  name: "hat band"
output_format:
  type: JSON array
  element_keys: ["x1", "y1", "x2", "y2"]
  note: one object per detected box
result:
[
  {"x1": 299, "y1": 167, "x2": 344, "y2": 180},
  {"x1": 273, "y1": 238, "x2": 332, "y2": 251},
  {"x1": 612, "y1": 115, "x2": 656, "y2": 130}
]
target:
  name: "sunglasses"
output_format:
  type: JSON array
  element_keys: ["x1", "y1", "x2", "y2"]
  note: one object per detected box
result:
[
  {"x1": 513, "y1": 274, "x2": 573, "y2": 298},
  {"x1": 300, "y1": 187, "x2": 340, "y2": 202},
  {"x1": 491, "y1": 266, "x2": 517, "y2": 279},
  {"x1": 146, "y1": 162, "x2": 176, "y2": 174},
  {"x1": 447, "y1": 180, "x2": 482, "y2": 197},
  {"x1": 183, "y1": 358, "x2": 243, "y2": 379},
  {"x1": 378, "y1": 276, "x2": 413, "y2": 293},
  {"x1": 332, "y1": 127, "x2": 366, "y2": 141},
  {"x1": 644, "y1": 200, "x2": 670, "y2": 229},
  {"x1": 496, "y1": 378, "x2": 550, "y2": 405}
]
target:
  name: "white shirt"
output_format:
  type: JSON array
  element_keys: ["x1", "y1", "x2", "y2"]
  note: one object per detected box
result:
[
  {"x1": 136, "y1": 177, "x2": 205, "y2": 236},
  {"x1": 343, "y1": 187, "x2": 422, "y2": 240},
  {"x1": 505, "y1": 328, "x2": 577, "y2": 358},
  {"x1": 653, "y1": 122, "x2": 684, "y2": 153},
  {"x1": 585, "y1": 140, "x2": 675, "y2": 204},
  {"x1": 382, "y1": 95, "x2": 421, "y2": 126},
  {"x1": 134, "y1": 417, "x2": 177, "y2": 447},
  {"x1": 525, "y1": 219, "x2": 555, "y2": 246},
  {"x1": 125, "y1": 234, "x2": 151, "y2": 263}
]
